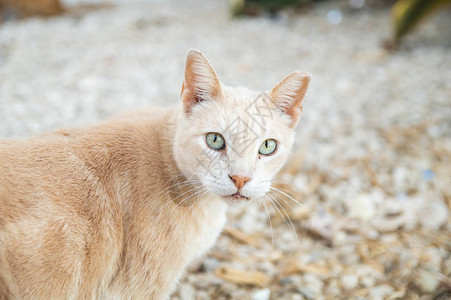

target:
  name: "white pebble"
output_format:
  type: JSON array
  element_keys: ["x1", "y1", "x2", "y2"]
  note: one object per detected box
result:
[
  {"x1": 414, "y1": 269, "x2": 439, "y2": 293},
  {"x1": 341, "y1": 274, "x2": 359, "y2": 290},
  {"x1": 252, "y1": 289, "x2": 270, "y2": 300},
  {"x1": 370, "y1": 285, "x2": 394, "y2": 300},
  {"x1": 419, "y1": 198, "x2": 449, "y2": 230},
  {"x1": 178, "y1": 283, "x2": 195, "y2": 300}
]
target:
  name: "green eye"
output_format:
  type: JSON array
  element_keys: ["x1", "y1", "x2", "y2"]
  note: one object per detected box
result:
[
  {"x1": 259, "y1": 139, "x2": 277, "y2": 155},
  {"x1": 206, "y1": 132, "x2": 225, "y2": 151}
]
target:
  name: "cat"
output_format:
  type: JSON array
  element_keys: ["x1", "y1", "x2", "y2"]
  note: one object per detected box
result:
[{"x1": 0, "y1": 49, "x2": 311, "y2": 299}]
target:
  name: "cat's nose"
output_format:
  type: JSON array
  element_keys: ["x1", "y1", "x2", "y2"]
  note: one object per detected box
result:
[{"x1": 229, "y1": 175, "x2": 250, "y2": 190}]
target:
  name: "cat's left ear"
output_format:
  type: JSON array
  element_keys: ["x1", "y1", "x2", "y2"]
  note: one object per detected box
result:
[
  {"x1": 270, "y1": 71, "x2": 311, "y2": 127},
  {"x1": 181, "y1": 49, "x2": 222, "y2": 113}
]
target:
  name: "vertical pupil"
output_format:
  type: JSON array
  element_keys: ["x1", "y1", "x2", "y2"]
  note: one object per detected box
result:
[
  {"x1": 213, "y1": 135, "x2": 217, "y2": 143},
  {"x1": 265, "y1": 140, "x2": 268, "y2": 148}
]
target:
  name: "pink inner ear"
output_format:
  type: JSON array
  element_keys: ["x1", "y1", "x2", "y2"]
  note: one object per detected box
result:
[
  {"x1": 181, "y1": 50, "x2": 221, "y2": 114},
  {"x1": 181, "y1": 81, "x2": 198, "y2": 113},
  {"x1": 270, "y1": 72, "x2": 311, "y2": 127}
]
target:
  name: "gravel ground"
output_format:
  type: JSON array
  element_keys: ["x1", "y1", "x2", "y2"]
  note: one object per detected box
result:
[{"x1": 1, "y1": 0, "x2": 450, "y2": 299}]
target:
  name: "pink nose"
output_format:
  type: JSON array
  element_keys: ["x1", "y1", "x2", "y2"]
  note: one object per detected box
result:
[{"x1": 229, "y1": 175, "x2": 250, "y2": 190}]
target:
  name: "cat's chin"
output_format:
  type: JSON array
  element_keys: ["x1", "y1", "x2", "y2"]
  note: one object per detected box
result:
[{"x1": 221, "y1": 194, "x2": 251, "y2": 207}]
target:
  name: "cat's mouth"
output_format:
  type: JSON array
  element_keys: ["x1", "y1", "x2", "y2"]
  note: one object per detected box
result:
[
  {"x1": 229, "y1": 192, "x2": 250, "y2": 201},
  {"x1": 221, "y1": 192, "x2": 251, "y2": 207}
]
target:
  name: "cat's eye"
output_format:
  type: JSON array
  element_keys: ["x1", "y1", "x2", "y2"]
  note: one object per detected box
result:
[
  {"x1": 259, "y1": 139, "x2": 277, "y2": 156},
  {"x1": 206, "y1": 132, "x2": 225, "y2": 151}
]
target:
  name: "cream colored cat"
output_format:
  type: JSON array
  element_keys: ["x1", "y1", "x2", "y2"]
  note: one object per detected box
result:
[{"x1": 0, "y1": 49, "x2": 311, "y2": 299}]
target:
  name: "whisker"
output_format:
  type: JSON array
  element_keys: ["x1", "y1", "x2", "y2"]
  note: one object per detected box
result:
[
  {"x1": 180, "y1": 190, "x2": 212, "y2": 221},
  {"x1": 265, "y1": 193, "x2": 290, "y2": 230},
  {"x1": 153, "y1": 178, "x2": 201, "y2": 199},
  {"x1": 257, "y1": 196, "x2": 274, "y2": 247},
  {"x1": 270, "y1": 181, "x2": 306, "y2": 199},
  {"x1": 156, "y1": 185, "x2": 203, "y2": 216},
  {"x1": 164, "y1": 187, "x2": 207, "y2": 217},
  {"x1": 270, "y1": 186, "x2": 313, "y2": 215},
  {"x1": 268, "y1": 192, "x2": 301, "y2": 249}
]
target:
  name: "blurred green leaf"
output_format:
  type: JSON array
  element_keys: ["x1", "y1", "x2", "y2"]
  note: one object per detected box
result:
[{"x1": 392, "y1": 0, "x2": 451, "y2": 43}]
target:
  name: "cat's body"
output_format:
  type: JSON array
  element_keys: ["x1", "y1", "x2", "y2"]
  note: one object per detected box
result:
[
  {"x1": 0, "y1": 50, "x2": 310, "y2": 299},
  {"x1": 0, "y1": 107, "x2": 227, "y2": 299}
]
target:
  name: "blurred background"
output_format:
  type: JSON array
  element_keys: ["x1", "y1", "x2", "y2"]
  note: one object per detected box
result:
[{"x1": 0, "y1": 0, "x2": 450, "y2": 299}]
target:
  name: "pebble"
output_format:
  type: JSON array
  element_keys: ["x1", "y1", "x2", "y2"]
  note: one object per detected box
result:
[
  {"x1": 346, "y1": 193, "x2": 377, "y2": 221},
  {"x1": 414, "y1": 269, "x2": 440, "y2": 293},
  {"x1": 341, "y1": 274, "x2": 359, "y2": 290},
  {"x1": 280, "y1": 275, "x2": 300, "y2": 286},
  {"x1": 332, "y1": 230, "x2": 348, "y2": 246},
  {"x1": 178, "y1": 283, "x2": 195, "y2": 300},
  {"x1": 303, "y1": 274, "x2": 324, "y2": 296},
  {"x1": 370, "y1": 285, "x2": 394, "y2": 300},
  {"x1": 361, "y1": 276, "x2": 376, "y2": 288},
  {"x1": 419, "y1": 197, "x2": 449, "y2": 230},
  {"x1": 251, "y1": 289, "x2": 271, "y2": 300},
  {"x1": 295, "y1": 286, "x2": 315, "y2": 300}
]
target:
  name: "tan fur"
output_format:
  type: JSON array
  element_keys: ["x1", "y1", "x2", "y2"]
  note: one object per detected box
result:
[{"x1": 0, "y1": 50, "x2": 310, "y2": 299}]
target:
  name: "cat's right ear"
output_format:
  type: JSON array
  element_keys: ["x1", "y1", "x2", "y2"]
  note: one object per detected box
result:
[
  {"x1": 181, "y1": 49, "x2": 222, "y2": 113},
  {"x1": 270, "y1": 71, "x2": 311, "y2": 128}
]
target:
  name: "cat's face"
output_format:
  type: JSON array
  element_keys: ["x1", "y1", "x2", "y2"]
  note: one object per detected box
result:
[{"x1": 174, "y1": 50, "x2": 311, "y2": 207}]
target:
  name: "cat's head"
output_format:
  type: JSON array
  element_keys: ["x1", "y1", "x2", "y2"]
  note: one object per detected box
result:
[{"x1": 174, "y1": 49, "x2": 311, "y2": 207}]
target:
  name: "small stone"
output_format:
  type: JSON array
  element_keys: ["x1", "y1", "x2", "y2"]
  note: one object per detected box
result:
[
  {"x1": 422, "y1": 247, "x2": 443, "y2": 271},
  {"x1": 303, "y1": 274, "x2": 323, "y2": 296},
  {"x1": 280, "y1": 276, "x2": 300, "y2": 286},
  {"x1": 414, "y1": 269, "x2": 439, "y2": 293},
  {"x1": 178, "y1": 283, "x2": 195, "y2": 300},
  {"x1": 346, "y1": 194, "x2": 376, "y2": 221},
  {"x1": 295, "y1": 286, "x2": 315, "y2": 300},
  {"x1": 370, "y1": 285, "x2": 394, "y2": 300},
  {"x1": 361, "y1": 276, "x2": 376, "y2": 288},
  {"x1": 333, "y1": 230, "x2": 347, "y2": 246},
  {"x1": 341, "y1": 274, "x2": 359, "y2": 290},
  {"x1": 252, "y1": 289, "x2": 271, "y2": 300},
  {"x1": 419, "y1": 198, "x2": 448, "y2": 230}
]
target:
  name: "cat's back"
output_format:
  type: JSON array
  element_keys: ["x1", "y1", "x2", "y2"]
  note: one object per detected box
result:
[
  {"x1": 0, "y1": 132, "x2": 87, "y2": 203},
  {"x1": 0, "y1": 106, "x2": 175, "y2": 298},
  {"x1": 0, "y1": 134, "x2": 74, "y2": 210},
  {"x1": 0, "y1": 107, "x2": 172, "y2": 298},
  {"x1": 0, "y1": 106, "x2": 170, "y2": 197},
  {"x1": 0, "y1": 134, "x2": 95, "y2": 298}
]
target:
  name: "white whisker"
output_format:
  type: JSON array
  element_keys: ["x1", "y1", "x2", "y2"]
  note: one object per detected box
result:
[
  {"x1": 268, "y1": 192, "x2": 301, "y2": 249},
  {"x1": 257, "y1": 196, "x2": 274, "y2": 247},
  {"x1": 270, "y1": 186, "x2": 313, "y2": 215}
]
